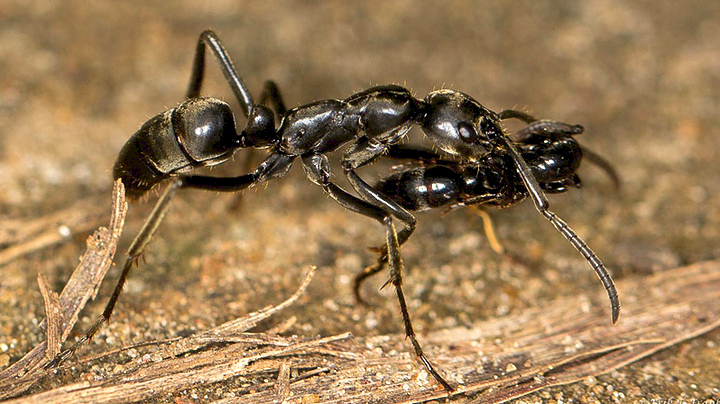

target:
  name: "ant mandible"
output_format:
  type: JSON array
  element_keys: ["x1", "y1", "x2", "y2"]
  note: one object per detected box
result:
[{"x1": 47, "y1": 30, "x2": 619, "y2": 392}]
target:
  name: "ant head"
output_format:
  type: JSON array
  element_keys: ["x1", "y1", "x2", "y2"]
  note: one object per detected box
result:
[
  {"x1": 421, "y1": 90, "x2": 502, "y2": 159},
  {"x1": 173, "y1": 98, "x2": 240, "y2": 164},
  {"x1": 519, "y1": 131, "x2": 583, "y2": 190},
  {"x1": 241, "y1": 105, "x2": 277, "y2": 147}
]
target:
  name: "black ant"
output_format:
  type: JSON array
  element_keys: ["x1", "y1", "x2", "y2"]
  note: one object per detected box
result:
[
  {"x1": 358, "y1": 119, "x2": 619, "y2": 303},
  {"x1": 47, "y1": 30, "x2": 619, "y2": 392}
]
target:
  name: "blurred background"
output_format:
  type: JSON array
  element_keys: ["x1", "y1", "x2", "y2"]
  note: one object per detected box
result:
[{"x1": 1, "y1": 1, "x2": 719, "y2": 401}]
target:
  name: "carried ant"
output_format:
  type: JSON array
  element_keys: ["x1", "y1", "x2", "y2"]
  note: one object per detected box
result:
[
  {"x1": 356, "y1": 119, "x2": 619, "y2": 306},
  {"x1": 47, "y1": 30, "x2": 619, "y2": 392}
]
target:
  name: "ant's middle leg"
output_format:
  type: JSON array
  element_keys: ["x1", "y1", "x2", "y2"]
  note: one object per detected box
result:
[
  {"x1": 301, "y1": 154, "x2": 452, "y2": 391},
  {"x1": 341, "y1": 132, "x2": 418, "y2": 246},
  {"x1": 341, "y1": 135, "x2": 419, "y2": 302}
]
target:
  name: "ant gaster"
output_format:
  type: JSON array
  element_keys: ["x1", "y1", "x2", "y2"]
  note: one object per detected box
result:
[{"x1": 48, "y1": 30, "x2": 619, "y2": 392}]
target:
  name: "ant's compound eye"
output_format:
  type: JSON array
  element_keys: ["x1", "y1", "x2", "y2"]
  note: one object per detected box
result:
[{"x1": 457, "y1": 122, "x2": 478, "y2": 143}]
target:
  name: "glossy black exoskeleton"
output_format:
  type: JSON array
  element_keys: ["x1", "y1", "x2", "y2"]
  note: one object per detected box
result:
[
  {"x1": 377, "y1": 120, "x2": 586, "y2": 212},
  {"x1": 113, "y1": 98, "x2": 240, "y2": 199},
  {"x1": 356, "y1": 119, "x2": 619, "y2": 324},
  {"x1": 48, "y1": 30, "x2": 619, "y2": 393}
]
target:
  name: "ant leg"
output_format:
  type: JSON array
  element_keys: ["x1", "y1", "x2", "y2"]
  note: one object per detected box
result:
[
  {"x1": 515, "y1": 120, "x2": 584, "y2": 140},
  {"x1": 344, "y1": 167, "x2": 417, "y2": 304},
  {"x1": 220, "y1": 79, "x2": 286, "y2": 209},
  {"x1": 472, "y1": 207, "x2": 505, "y2": 254},
  {"x1": 498, "y1": 109, "x2": 537, "y2": 123},
  {"x1": 500, "y1": 136, "x2": 620, "y2": 324},
  {"x1": 382, "y1": 216, "x2": 453, "y2": 392},
  {"x1": 353, "y1": 263, "x2": 385, "y2": 305},
  {"x1": 259, "y1": 80, "x2": 287, "y2": 117},
  {"x1": 341, "y1": 135, "x2": 420, "y2": 303},
  {"x1": 345, "y1": 168, "x2": 417, "y2": 303},
  {"x1": 346, "y1": 170, "x2": 417, "y2": 245},
  {"x1": 303, "y1": 152, "x2": 395, "y2": 302},
  {"x1": 46, "y1": 178, "x2": 184, "y2": 368},
  {"x1": 342, "y1": 131, "x2": 418, "y2": 247},
  {"x1": 182, "y1": 153, "x2": 294, "y2": 192},
  {"x1": 46, "y1": 154, "x2": 294, "y2": 368},
  {"x1": 186, "y1": 29, "x2": 254, "y2": 117},
  {"x1": 301, "y1": 154, "x2": 451, "y2": 391}
]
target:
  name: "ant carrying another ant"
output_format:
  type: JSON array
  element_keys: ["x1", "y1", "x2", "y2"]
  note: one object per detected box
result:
[{"x1": 47, "y1": 30, "x2": 619, "y2": 392}]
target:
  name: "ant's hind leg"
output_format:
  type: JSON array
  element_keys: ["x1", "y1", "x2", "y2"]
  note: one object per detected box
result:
[
  {"x1": 259, "y1": 80, "x2": 287, "y2": 117},
  {"x1": 353, "y1": 255, "x2": 386, "y2": 305},
  {"x1": 46, "y1": 178, "x2": 184, "y2": 368},
  {"x1": 186, "y1": 30, "x2": 255, "y2": 117}
]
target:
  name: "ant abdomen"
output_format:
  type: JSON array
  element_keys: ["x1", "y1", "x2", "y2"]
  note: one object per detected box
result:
[
  {"x1": 113, "y1": 97, "x2": 239, "y2": 199},
  {"x1": 377, "y1": 165, "x2": 461, "y2": 211}
]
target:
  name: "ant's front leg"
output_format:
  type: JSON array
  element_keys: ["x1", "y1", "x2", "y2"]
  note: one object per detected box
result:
[{"x1": 342, "y1": 132, "x2": 418, "y2": 246}]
